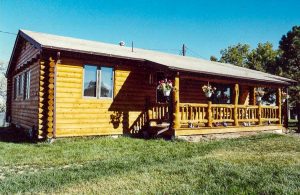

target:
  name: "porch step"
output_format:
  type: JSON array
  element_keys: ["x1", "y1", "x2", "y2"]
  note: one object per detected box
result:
[{"x1": 147, "y1": 122, "x2": 171, "y2": 137}]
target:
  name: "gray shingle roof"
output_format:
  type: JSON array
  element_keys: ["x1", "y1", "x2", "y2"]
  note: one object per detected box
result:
[{"x1": 19, "y1": 29, "x2": 296, "y2": 85}]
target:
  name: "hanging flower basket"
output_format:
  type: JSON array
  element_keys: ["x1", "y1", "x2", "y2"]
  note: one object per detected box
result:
[
  {"x1": 163, "y1": 89, "x2": 171, "y2": 96},
  {"x1": 157, "y1": 79, "x2": 173, "y2": 97},
  {"x1": 255, "y1": 89, "x2": 265, "y2": 103},
  {"x1": 256, "y1": 96, "x2": 262, "y2": 102},
  {"x1": 205, "y1": 91, "x2": 213, "y2": 98},
  {"x1": 202, "y1": 82, "x2": 216, "y2": 98}
]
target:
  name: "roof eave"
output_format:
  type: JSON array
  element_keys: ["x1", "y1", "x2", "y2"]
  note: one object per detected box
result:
[
  {"x1": 168, "y1": 66, "x2": 292, "y2": 86},
  {"x1": 5, "y1": 30, "x2": 42, "y2": 77},
  {"x1": 42, "y1": 45, "x2": 146, "y2": 62}
]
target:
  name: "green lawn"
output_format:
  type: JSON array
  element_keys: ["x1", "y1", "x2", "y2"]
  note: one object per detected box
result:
[{"x1": 0, "y1": 131, "x2": 299, "y2": 194}]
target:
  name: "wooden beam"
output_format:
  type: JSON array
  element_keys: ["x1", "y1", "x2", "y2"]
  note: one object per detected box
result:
[
  {"x1": 47, "y1": 57, "x2": 55, "y2": 138},
  {"x1": 173, "y1": 72, "x2": 180, "y2": 130},
  {"x1": 207, "y1": 101, "x2": 213, "y2": 127},
  {"x1": 258, "y1": 104, "x2": 262, "y2": 125},
  {"x1": 283, "y1": 88, "x2": 289, "y2": 128},
  {"x1": 276, "y1": 88, "x2": 282, "y2": 124},
  {"x1": 234, "y1": 84, "x2": 239, "y2": 126}
]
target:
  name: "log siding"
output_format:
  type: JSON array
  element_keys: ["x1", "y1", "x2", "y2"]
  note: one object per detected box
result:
[
  {"x1": 54, "y1": 59, "x2": 157, "y2": 137},
  {"x1": 10, "y1": 62, "x2": 39, "y2": 129}
]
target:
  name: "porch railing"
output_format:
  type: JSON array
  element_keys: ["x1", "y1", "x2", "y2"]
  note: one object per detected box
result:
[
  {"x1": 145, "y1": 102, "x2": 280, "y2": 129},
  {"x1": 180, "y1": 103, "x2": 208, "y2": 124},
  {"x1": 178, "y1": 102, "x2": 280, "y2": 127},
  {"x1": 261, "y1": 105, "x2": 279, "y2": 122},
  {"x1": 237, "y1": 105, "x2": 259, "y2": 122},
  {"x1": 147, "y1": 103, "x2": 169, "y2": 121}
]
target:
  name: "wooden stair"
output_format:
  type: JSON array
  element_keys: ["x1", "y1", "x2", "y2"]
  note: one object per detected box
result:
[{"x1": 147, "y1": 120, "x2": 171, "y2": 137}]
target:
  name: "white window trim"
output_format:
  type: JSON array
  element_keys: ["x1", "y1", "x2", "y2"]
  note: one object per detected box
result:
[
  {"x1": 82, "y1": 65, "x2": 114, "y2": 99},
  {"x1": 25, "y1": 71, "x2": 31, "y2": 100},
  {"x1": 19, "y1": 74, "x2": 24, "y2": 96},
  {"x1": 14, "y1": 76, "x2": 19, "y2": 99}
]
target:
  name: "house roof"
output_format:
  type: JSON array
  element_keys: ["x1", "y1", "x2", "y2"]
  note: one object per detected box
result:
[{"x1": 9, "y1": 29, "x2": 297, "y2": 85}]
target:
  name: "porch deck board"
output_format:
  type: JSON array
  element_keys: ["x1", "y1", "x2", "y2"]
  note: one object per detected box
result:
[{"x1": 175, "y1": 125, "x2": 283, "y2": 136}]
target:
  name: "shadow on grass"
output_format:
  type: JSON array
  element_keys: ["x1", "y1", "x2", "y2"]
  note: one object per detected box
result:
[{"x1": 0, "y1": 127, "x2": 33, "y2": 143}]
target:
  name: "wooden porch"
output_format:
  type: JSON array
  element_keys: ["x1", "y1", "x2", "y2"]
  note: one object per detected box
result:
[
  {"x1": 141, "y1": 73, "x2": 284, "y2": 137},
  {"x1": 146, "y1": 102, "x2": 283, "y2": 136}
]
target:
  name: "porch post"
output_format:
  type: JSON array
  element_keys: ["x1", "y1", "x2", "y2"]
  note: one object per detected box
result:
[
  {"x1": 233, "y1": 84, "x2": 239, "y2": 126},
  {"x1": 258, "y1": 103, "x2": 263, "y2": 125},
  {"x1": 276, "y1": 88, "x2": 282, "y2": 125},
  {"x1": 172, "y1": 72, "x2": 180, "y2": 130},
  {"x1": 207, "y1": 101, "x2": 213, "y2": 127},
  {"x1": 283, "y1": 88, "x2": 289, "y2": 129}
]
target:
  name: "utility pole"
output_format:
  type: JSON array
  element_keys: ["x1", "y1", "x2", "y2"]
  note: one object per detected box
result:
[
  {"x1": 182, "y1": 44, "x2": 186, "y2": 56},
  {"x1": 131, "y1": 41, "x2": 134, "y2": 52}
]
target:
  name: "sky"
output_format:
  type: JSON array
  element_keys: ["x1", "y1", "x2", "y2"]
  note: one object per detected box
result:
[{"x1": 0, "y1": 0, "x2": 300, "y2": 66}]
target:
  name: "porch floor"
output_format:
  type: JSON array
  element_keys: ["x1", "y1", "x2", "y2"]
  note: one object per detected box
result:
[{"x1": 175, "y1": 125, "x2": 284, "y2": 136}]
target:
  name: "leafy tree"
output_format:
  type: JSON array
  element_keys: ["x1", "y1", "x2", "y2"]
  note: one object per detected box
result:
[
  {"x1": 278, "y1": 26, "x2": 300, "y2": 105},
  {"x1": 246, "y1": 42, "x2": 279, "y2": 73},
  {"x1": 215, "y1": 43, "x2": 280, "y2": 104},
  {"x1": 0, "y1": 61, "x2": 7, "y2": 112},
  {"x1": 212, "y1": 26, "x2": 300, "y2": 106},
  {"x1": 210, "y1": 55, "x2": 218, "y2": 62},
  {"x1": 219, "y1": 43, "x2": 250, "y2": 67}
]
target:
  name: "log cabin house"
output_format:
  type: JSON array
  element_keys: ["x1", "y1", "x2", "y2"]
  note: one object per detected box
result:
[{"x1": 6, "y1": 30, "x2": 296, "y2": 139}]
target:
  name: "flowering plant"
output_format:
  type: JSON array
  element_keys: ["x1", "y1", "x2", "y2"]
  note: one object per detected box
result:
[
  {"x1": 255, "y1": 89, "x2": 265, "y2": 97},
  {"x1": 157, "y1": 79, "x2": 173, "y2": 91},
  {"x1": 202, "y1": 83, "x2": 216, "y2": 94}
]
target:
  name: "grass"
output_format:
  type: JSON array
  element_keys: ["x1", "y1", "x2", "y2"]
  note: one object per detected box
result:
[{"x1": 0, "y1": 130, "x2": 299, "y2": 194}]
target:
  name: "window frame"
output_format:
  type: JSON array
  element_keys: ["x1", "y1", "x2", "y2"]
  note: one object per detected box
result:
[
  {"x1": 14, "y1": 76, "x2": 19, "y2": 99},
  {"x1": 82, "y1": 64, "x2": 114, "y2": 99},
  {"x1": 24, "y1": 70, "x2": 31, "y2": 100},
  {"x1": 211, "y1": 84, "x2": 233, "y2": 104},
  {"x1": 19, "y1": 73, "x2": 24, "y2": 96}
]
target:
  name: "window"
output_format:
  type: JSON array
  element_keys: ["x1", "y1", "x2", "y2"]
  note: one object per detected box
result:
[
  {"x1": 19, "y1": 74, "x2": 24, "y2": 96},
  {"x1": 211, "y1": 84, "x2": 232, "y2": 104},
  {"x1": 83, "y1": 65, "x2": 97, "y2": 97},
  {"x1": 83, "y1": 65, "x2": 113, "y2": 98},
  {"x1": 25, "y1": 71, "x2": 31, "y2": 99},
  {"x1": 14, "y1": 76, "x2": 19, "y2": 99},
  {"x1": 100, "y1": 67, "x2": 113, "y2": 98}
]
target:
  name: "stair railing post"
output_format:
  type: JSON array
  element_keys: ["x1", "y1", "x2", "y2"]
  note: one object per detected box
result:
[{"x1": 172, "y1": 72, "x2": 180, "y2": 132}]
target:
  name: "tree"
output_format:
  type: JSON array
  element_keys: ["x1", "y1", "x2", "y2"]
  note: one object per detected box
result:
[
  {"x1": 219, "y1": 43, "x2": 250, "y2": 67},
  {"x1": 210, "y1": 55, "x2": 218, "y2": 62},
  {"x1": 214, "y1": 42, "x2": 280, "y2": 104},
  {"x1": 0, "y1": 61, "x2": 7, "y2": 112},
  {"x1": 278, "y1": 26, "x2": 300, "y2": 105},
  {"x1": 246, "y1": 42, "x2": 279, "y2": 73},
  {"x1": 212, "y1": 26, "x2": 300, "y2": 106}
]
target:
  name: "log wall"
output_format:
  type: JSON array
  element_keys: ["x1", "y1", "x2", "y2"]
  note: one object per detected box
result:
[
  {"x1": 180, "y1": 79, "x2": 207, "y2": 103},
  {"x1": 15, "y1": 42, "x2": 40, "y2": 70},
  {"x1": 239, "y1": 85, "x2": 250, "y2": 105},
  {"x1": 55, "y1": 60, "x2": 156, "y2": 137},
  {"x1": 10, "y1": 62, "x2": 40, "y2": 129}
]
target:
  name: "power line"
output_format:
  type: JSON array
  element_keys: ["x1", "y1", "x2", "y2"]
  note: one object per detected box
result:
[
  {"x1": 0, "y1": 30, "x2": 17, "y2": 35},
  {"x1": 185, "y1": 46, "x2": 207, "y2": 59}
]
